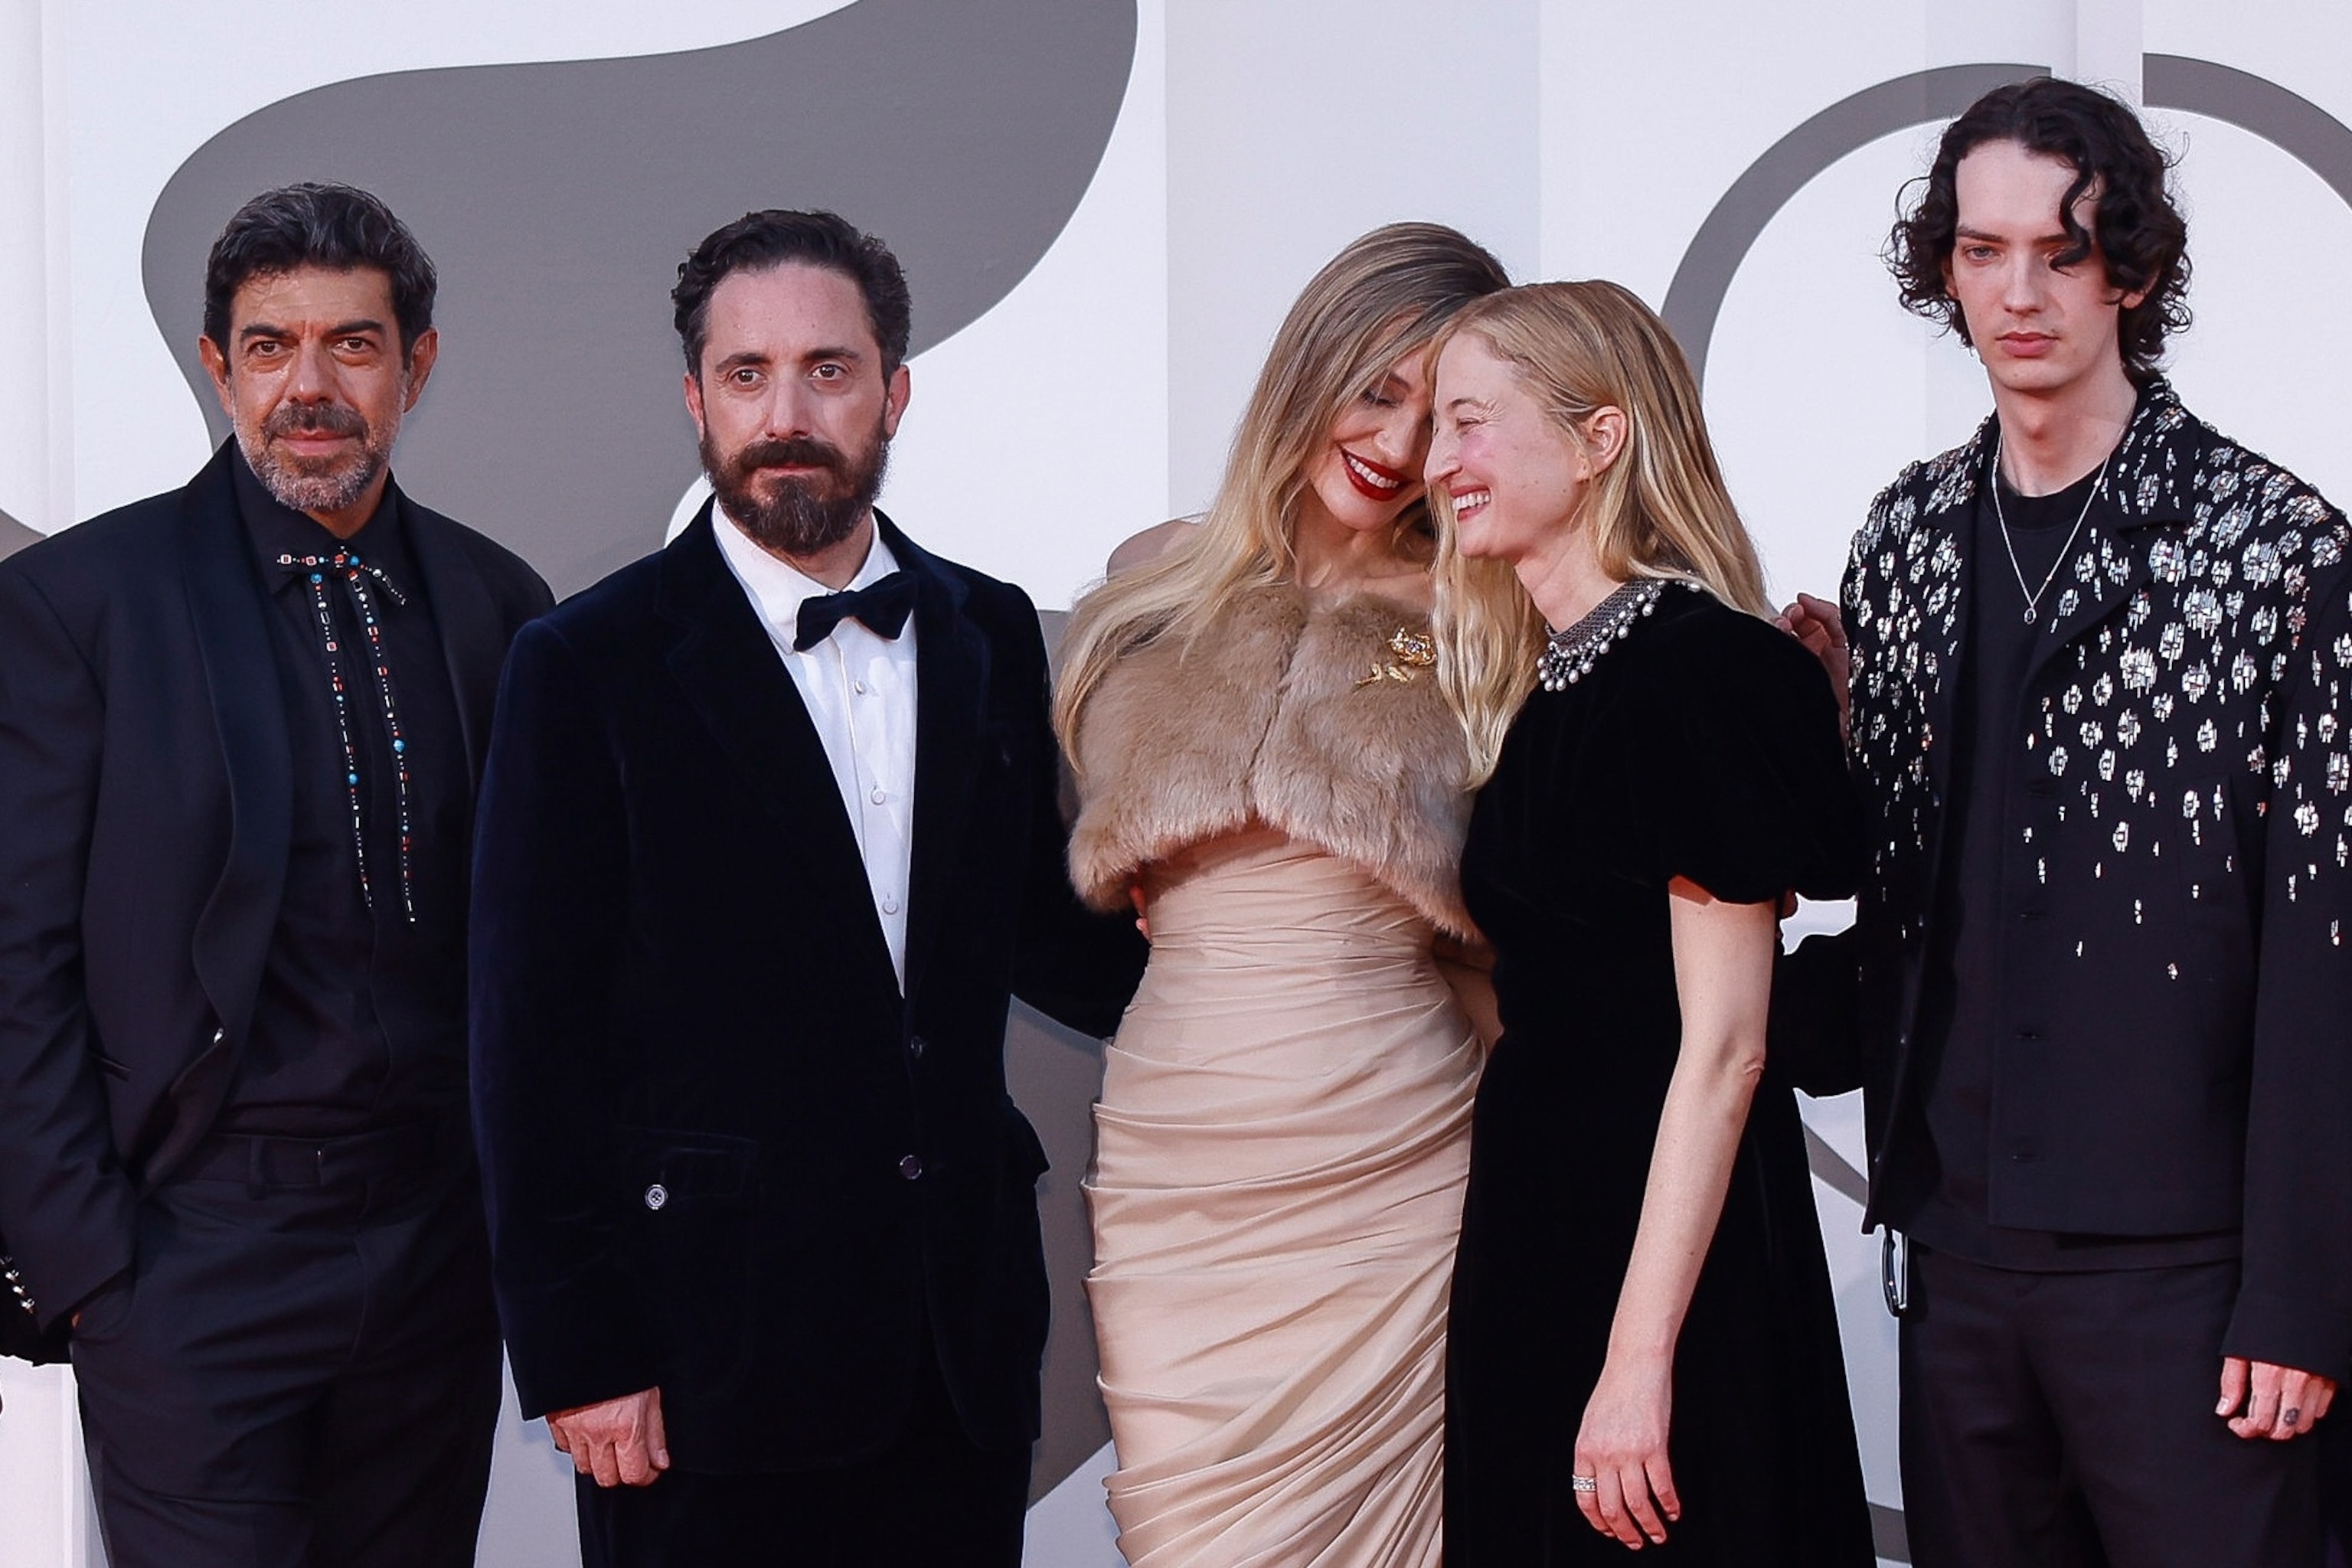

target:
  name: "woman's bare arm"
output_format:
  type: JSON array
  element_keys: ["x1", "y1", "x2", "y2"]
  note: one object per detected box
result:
[{"x1": 1573, "y1": 878, "x2": 1776, "y2": 1549}]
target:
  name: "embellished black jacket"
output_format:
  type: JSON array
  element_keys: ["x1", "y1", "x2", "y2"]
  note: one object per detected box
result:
[{"x1": 1778, "y1": 381, "x2": 2352, "y2": 1376}]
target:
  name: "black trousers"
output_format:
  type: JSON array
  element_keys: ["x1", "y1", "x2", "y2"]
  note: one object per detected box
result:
[
  {"x1": 576, "y1": 1341, "x2": 1031, "y2": 1568},
  {"x1": 1900, "y1": 1245, "x2": 2324, "y2": 1568},
  {"x1": 70, "y1": 1129, "x2": 502, "y2": 1568}
]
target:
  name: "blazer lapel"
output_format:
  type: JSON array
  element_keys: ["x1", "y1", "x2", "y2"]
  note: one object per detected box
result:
[
  {"x1": 402, "y1": 488, "x2": 505, "y2": 789},
  {"x1": 888, "y1": 516, "x2": 986, "y2": 1006},
  {"x1": 658, "y1": 506, "x2": 898, "y2": 994},
  {"x1": 175, "y1": 446, "x2": 291, "y2": 1156},
  {"x1": 2027, "y1": 392, "x2": 2184, "y2": 683}
]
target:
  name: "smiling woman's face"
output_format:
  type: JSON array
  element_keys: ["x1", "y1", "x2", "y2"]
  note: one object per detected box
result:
[
  {"x1": 1426, "y1": 332, "x2": 1595, "y2": 567},
  {"x1": 1292, "y1": 347, "x2": 1434, "y2": 546}
]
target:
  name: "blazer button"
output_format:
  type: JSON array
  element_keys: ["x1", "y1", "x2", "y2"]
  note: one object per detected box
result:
[
  {"x1": 907, "y1": 1034, "x2": 927, "y2": 1059},
  {"x1": 899, "y1": 1155, "x2": 924, "y2": 1181},
  {"x1": 644, "y1": 1184, "x2": 668, "y2": 1210}
]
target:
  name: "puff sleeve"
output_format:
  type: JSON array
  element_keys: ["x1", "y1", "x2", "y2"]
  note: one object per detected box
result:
[{"x1": 1642, "y1": 609, "x2": 1862, "y2": 908}]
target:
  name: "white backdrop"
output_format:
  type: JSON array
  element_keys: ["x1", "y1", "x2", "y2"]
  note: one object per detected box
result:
[{"x1": 5, "y1": 2, "x2": 2350, "y2": 1564}]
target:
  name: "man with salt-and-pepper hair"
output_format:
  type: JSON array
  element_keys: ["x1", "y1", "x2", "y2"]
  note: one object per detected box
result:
[
  {"x1": 1779, "y1": 77, "x2": 2347, "y2": 1566},
  {"x1": 0, "y1": 184, "x2": 550, "y2": 1566}
]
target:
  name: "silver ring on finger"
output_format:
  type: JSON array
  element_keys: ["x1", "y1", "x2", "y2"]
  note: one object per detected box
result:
[{"x1": 1570, "y1": 1474, "x2": 1599, "y2": 1494}]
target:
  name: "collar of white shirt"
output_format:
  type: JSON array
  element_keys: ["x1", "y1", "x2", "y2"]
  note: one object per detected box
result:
[{"x1": 710, "y1": 503, "x2": 906, "y2": 648}]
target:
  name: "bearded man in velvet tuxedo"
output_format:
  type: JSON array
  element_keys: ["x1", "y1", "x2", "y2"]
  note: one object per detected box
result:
[
  {"x1": 470, "y1": 208, "x2": 1144, "y2": 1566},
  {"x1": 0, "y1": 185, "x2": 550, "y2": 1566}
]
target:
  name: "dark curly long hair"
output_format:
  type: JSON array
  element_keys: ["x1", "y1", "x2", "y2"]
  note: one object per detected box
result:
[{"x1": 1888, "y1": 77, "x2": 2190, "y2": 382}]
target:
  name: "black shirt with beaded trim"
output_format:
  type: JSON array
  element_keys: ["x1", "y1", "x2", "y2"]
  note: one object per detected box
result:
[{"x1": 221, "y1": 448, "x2": 472, "y2": 1137}]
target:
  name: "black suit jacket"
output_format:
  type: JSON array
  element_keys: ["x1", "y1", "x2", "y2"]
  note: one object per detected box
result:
[
  {"x1": 0, "y1": 442, "x2": 552, "y2": 1333},
  {"x1": 1774, "y1": 384, "x2": 2352, "y2": 1376},
  {"x1": 469, "y1": 507, "x2": 1144, "y2": 1472}
]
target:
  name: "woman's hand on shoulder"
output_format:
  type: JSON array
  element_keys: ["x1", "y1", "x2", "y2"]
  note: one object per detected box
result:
[{"x1": 1573, "y1": 1354, "x2": 1680, "y2": 1549}]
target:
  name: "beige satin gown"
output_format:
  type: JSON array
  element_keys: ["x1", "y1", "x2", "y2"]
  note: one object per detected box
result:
[{"x1": 1086, "y1": 825, "x2": 1481, "y2": 1566}]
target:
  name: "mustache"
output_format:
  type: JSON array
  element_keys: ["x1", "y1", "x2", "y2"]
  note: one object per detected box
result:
[
  {"x1": 730, "y1": 436, "x2": 848, "y2": 477},
  {"x1": 264, "y1": 402, "x2": 368, "y2": 439}
]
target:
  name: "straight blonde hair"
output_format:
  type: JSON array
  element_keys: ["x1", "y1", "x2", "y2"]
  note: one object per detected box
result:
[
  {"x1": 1055, "y1": 224, "x2": 1537, "y2": 783},
  {"x1": 1429, "y1": 280, "x2": 1772, "y2": 621}
]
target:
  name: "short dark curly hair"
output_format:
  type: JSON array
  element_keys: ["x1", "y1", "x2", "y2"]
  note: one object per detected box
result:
[
  {"x1": 203, "y1": 183, "x2": 438, "y2": 361},
  {"x1": 1888, "y1": 77, "x2": 2190, "y2": 382},
  {"x1": 672, "y1": 210, "x2": 911, "y2": 379}
]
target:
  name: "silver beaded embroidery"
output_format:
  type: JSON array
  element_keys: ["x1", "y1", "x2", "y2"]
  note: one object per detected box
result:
[{"x1": 1844, "y1": 380, "x2": 2352, "y2": 966}]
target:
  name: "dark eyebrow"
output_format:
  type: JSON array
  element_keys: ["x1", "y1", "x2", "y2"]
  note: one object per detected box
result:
[
  {"x1": 710, "y1": 345, "x2": 867, "y2": 377},
  {"x1": 237, "y1": 318, "x2": 387, "y2": 342},
  {"x1": 1955, "y1": 224, "x2": 2069, "y2": 247}
]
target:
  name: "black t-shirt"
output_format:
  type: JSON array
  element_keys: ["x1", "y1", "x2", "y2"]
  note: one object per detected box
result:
[
  {"x1": 220, "y1": 450, "x2": 472, "y2": 1136},
  {"x1": 1896, "y1": 444, "x2": 2238, "y2": 1269}
]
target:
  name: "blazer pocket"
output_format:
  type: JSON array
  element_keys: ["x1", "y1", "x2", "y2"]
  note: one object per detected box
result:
[
  {"x1": 92, "y1": 1052, "x2": 132, "y2": 1082},
  {"x1": 622, "y1": 1130, "x2": 761, "y2": 1392},
  {"x1": 622, "y1": 1129, "x2": 759, "y2": 1210}
]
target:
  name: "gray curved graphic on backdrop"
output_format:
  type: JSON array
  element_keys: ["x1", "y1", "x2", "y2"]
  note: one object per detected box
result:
[
  {"x1": 1661, "y1": 62, "x2": 2046, "y2": 384},
  {"x1": 0, "y1": 505, "x2": 35, "y2": 562},
  {"x1": 1665, "y1": 56, "x2": 2352, "y2": 389},
  {"x1": 2145, "y1": 54, "x2": 2352, "y2": 204},
  {"x1": 1802, "y1": 1123, "x2": 1868, "y2": 1207},
  {"x1": 144, "y1": 0, "x2": 1136, "y2": 596}
]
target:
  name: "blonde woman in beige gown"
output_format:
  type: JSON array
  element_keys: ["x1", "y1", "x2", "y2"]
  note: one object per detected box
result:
[{"x1": 1051, "y1": 225, "x2": 1535, "y2": 1566}]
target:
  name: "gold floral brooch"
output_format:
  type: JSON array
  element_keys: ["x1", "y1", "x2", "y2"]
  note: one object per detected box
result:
[{"x1": 1357, "y1": 626, "x2": 1438, "y2": 687}]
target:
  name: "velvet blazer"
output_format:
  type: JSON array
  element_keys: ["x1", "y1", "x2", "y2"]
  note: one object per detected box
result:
[
  {"x1": 469, "y1": 506, "x2": 1143, "y2": 1473},
  {"x1": 0, "y1": 441, "x2": 551, "y2": 1331}
]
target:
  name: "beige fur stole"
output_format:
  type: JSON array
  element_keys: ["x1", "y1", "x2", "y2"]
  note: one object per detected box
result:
[{"x1": 1067, "y1": 584, "x2": 1475, "y2": 936}]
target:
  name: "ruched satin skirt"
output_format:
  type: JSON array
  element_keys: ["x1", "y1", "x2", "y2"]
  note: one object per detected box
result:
[{"x1": 1086, "y1": 829, "x2": 1482, "y2": 1566}]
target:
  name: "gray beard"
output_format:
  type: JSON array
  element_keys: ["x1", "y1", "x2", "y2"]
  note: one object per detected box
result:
[{"x1": 243, "y1": 438, "x2": 386, "y2": 518}]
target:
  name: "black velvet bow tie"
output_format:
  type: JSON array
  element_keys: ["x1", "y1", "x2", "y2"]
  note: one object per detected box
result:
[{"x1": 793, "y1": 570, "x2": 915, "y2": 652}]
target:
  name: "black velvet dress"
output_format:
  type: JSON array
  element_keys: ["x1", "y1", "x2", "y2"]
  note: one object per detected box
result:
[{"x1": 1445, "y1": 584, "x2": 1875, "y2": 1566}]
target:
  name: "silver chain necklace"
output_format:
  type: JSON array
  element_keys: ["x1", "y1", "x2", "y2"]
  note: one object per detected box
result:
[
  {"x1": 1537, "y1": 578, "x2": 1667, "y2": 691},
  {"x1": 1989, "y1": 433, "x2": 2109, "y2": 626}
]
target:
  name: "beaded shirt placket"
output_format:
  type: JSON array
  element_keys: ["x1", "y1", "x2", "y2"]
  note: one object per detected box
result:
[{"x1": 277, "y1": 548, "x2": 417, "y2": 922}]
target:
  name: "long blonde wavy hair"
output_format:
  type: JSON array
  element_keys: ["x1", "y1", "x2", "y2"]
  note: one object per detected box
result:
[
  {"x1": 1429, "y1": 280, "x2": 1772, "y2": 620},
  {"x1": 1054, "y1": 223, "x2": 1537, "y2": 783}
]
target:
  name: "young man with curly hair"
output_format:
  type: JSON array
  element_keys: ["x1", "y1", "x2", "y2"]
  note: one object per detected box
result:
[{"x1": 1782, "y1": 77, "x2": 2347, "y2": 1566}]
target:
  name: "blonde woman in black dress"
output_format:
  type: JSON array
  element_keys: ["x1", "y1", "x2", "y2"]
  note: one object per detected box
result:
[{"x1": 1424, "y1": 281, "x2": 1873, "y2": 1565}]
